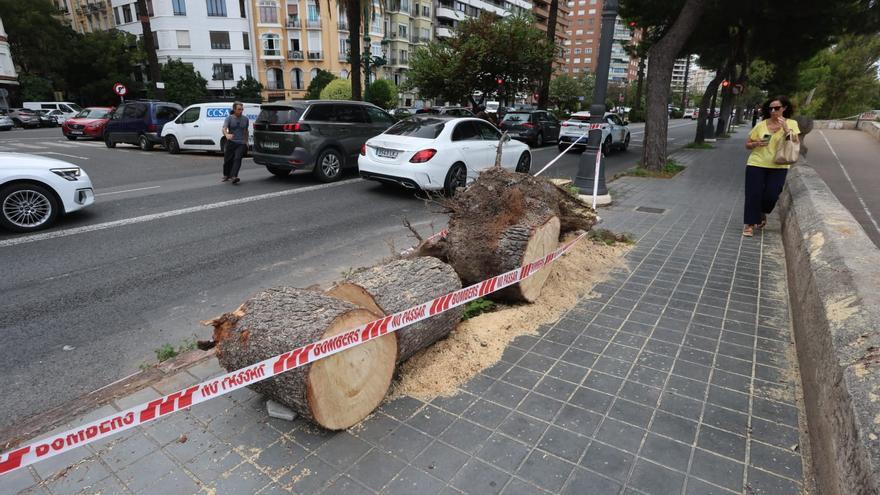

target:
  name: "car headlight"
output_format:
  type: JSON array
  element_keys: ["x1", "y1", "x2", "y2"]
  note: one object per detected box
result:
[
  {"x1": 51, "y1": 167, "x2": 82, "y2": 181},
  {"x1": 87, "y1": 123, "x2": 100, "y2": 129}
]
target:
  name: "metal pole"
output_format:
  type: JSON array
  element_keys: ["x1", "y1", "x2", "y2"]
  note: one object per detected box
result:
[
  {"x1": 220, "y1": 57, "x2": 226, "y2": 97},
  {"x1": 681, "y1": 54, "x2": 691, "y2": 109},
  {"x1": 573, "y1": 0, "x2": 617, "y2": 204}
]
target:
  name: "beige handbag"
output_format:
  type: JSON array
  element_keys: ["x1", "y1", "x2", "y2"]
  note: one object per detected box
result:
[{"x1": 774, "y1": 129, "x2": 800, "y2": 165}]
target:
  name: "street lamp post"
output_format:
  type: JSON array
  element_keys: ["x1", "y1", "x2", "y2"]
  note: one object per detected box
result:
[{"x1": 573, "y1": 0, "x2": 617, "y2": 206}]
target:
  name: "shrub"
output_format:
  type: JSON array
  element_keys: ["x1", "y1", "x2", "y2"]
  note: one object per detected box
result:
[
  {"x1": 307, "y1": 69, "x2": 336, "y2": 100},
  {"x1": 319, "y1": 79, "x2": 352, "y2": 100},
  {"x1": 365, "y1": 79, "x2": 398, "y2": 109}
]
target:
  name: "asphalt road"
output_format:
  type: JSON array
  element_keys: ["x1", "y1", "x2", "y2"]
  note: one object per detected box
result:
[
  {"x1": 0, "y1": 119, "x2": 697, "y2": 430},
  {"x1": 804, "y1": 128, "x2": 880, "y2": 248}
]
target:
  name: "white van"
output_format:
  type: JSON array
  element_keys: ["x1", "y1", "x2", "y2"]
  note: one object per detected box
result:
[
  {"x1": 23, "y1": 102, "x2": 83, "y2": 121},
  {"x1": 160, "y1": 102, "x2": 260, "y2": 154}
]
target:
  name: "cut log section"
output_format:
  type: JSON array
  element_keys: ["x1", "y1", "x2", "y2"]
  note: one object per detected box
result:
[
  {"x1": 414, "y1": 167, "x2": 595, "y2": 302},
  {"x1": 208, "y1": 287, "x2": 396, "y2": 430},
  {"x1": 327, "y1": 257, "x2": 463, "y2": 363}
]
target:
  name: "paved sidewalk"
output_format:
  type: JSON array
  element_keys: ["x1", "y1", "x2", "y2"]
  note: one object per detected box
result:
[{"x1": 1, "y1": 131, "x2": 809, "y2": 495}]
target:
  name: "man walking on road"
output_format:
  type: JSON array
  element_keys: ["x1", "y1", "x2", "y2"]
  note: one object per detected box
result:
[{"x1": 222, "y1": 102, "x2": 249, "y2": 184}]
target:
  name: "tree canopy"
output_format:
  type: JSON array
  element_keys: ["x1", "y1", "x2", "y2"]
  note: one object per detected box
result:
[
  {"x1": 161, "y1": 59, "x2": 208, "y2": 107},
  {"x1": 306, "y1": 70, "x2": 337, "y2": 100},
  {"x1": 365, "y1": 79, "x2": 398, "y2": 109},
  {"x1": 320, "y1": 79, "x2": 353, "y2": 100},
  {"x1": 232, "y1": 76, "x2": 264, "y2": 101},
  {"x1": 405, "y1": 13, "x2": 555, "y2": 106}
]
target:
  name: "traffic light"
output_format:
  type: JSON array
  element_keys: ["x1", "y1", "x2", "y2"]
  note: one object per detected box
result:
[
  {"x1": 628, "y1": 21, "x2": 637, "y2": 28},
  {"x1": 496, "y1": 77, "x2": 504, "y2": 85},
  {"x1": 721, "y1": 79, "x2": 730, "y2": 87}
]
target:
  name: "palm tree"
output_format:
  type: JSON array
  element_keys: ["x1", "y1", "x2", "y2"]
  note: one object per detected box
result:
[{"x1": 342, "y1": 0, "x2": 382, "y2": 100}]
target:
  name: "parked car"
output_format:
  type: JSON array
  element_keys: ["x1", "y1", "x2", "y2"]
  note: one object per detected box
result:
[
  {"x1": 62, "y1": 107, "x2": 114, "y2": 140},
  {"x1": 0, "y1": 110, "x2": 13, "y2": 131},
  {"x1": 36, "y1": 109, "x2": 63, "y2": 127},
  {"x1": 485, "y1": 101, "x2": 500, "y2": 114},
  {"x1": 498, "y1": 110, "x2": 560, "y2": 147},
  {"x1": 0, "y1": 153, "x2": 95, "y2": 233},
  {"x1": 253, "y1": 100, "x2": 396, "y2": 182},
  {"x1": 392, "y1": 107, "x2": 415, "y2": 120},
  {"x1": 161, "y1": 102, "x2": 260, "y2": 154},
  {"x1": 683, "y1": 108, "x2": 697, "y2": 119},
  {"x1": 415, "y1": 107, "x2": 476, "y2": 117},
  {"x1": 103, "y1": 101, "x2": 183, "y2": 150},
  {"x1": 23, "y1": 101, "x2": 83, "y2": 121},
  {"x1": 358, "y1": 116, "x2": 531, "y2": 196},
  {"x1": 9, "y1": 108, "x2": 41, "y2": 128},
  {"x1": 557, "y1": 111, "x2": 631, "y2": 154}
]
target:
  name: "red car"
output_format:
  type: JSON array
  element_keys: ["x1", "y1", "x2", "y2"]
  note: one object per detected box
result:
[{"x1": 62, "y1": 107, "x2": 114, "y2": 140}]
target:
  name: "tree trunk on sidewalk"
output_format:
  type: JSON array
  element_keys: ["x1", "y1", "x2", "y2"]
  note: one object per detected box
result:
[
  {"x1": 209, "y1": 288, "x2": 396, "y2": 430},
  {"x1": 414, "y1": 168, "x2": 598, "y2": 303},
  {"x1": 634, "y1": 58, "x2": 646, "y2": 111},
  {"x1": 694, "y1": 70, "x2": 722, "y2": 143},
  {"x1": 537, "y1": 0, "x2": 560, "y2": 109},
  {"x1": 641, "y1": 0, "x2": 706, "y2": 171},
  {"x1": 327, "y1": 257, "x2": 463, "y2": 363}
]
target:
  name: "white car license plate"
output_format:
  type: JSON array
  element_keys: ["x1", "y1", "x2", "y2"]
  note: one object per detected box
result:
[
  {"x1": 376, "y1": 148, "x2": 398, "y2": 159},
  {"x1": 261, "y1": 141, "x2": 279, "y2": 150}
]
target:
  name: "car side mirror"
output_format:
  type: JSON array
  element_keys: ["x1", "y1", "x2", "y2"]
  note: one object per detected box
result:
[{"x1": 623, "y1": 121, "x2": 629, "y2": 126}]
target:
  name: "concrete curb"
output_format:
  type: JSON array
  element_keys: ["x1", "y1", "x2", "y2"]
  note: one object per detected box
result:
[{"x1": 778, "y1": 164, "x2": 880, "y2": 495}]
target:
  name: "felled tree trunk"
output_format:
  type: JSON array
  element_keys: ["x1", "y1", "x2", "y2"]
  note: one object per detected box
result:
[
  {"x1": 208, "y1": 287, "x2": 396, "y2": 430},
  {"x1": 415, "y1": 167, "x2": 598, "y2": 302},
  {"x1": 327, "y1": 257, "x2": 463, "y2": 363}
]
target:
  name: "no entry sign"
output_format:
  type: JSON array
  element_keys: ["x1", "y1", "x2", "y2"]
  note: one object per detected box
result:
[{"x1": 113, "y1": 83, "x2": 127, "y2": 96}]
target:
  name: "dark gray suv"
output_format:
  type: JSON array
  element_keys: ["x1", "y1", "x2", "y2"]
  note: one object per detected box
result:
[{"x1": 253, "y1": 100, "x2": 396, "y2": 182}]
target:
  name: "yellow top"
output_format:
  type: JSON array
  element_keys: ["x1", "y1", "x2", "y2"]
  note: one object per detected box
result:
[{"x1": 747, "y1": 119, "x2": 800, "y2": 169}]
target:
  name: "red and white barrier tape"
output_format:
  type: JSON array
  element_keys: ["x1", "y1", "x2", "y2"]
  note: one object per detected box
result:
[{"x1": 0, "y1": 232, "x2": 588, "y2": 477}]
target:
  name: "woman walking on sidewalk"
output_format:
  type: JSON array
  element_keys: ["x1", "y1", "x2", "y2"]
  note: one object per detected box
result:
[
  {"x1": 742, "y1": 96, "x2": 800, "y2": 237},
  {"x1": 221, "y1": 102, "x2": 249, "y2": 185}
]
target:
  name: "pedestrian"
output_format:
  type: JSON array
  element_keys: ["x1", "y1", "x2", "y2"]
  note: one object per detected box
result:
[
  {"x1": 751, "y1": 104, "x2": 760, "y2": 128},
  {"x1": 222, "y1": 102, "x2": 249, "y2": 184},
  {"x1": 742, "y1": 96, "x2": 800, "y2": 237}
]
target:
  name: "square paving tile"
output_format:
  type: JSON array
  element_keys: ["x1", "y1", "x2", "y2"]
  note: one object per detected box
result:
[
  {"x1": 538, "y1": 426, "x2": 591, "y2": 463},
  {"x1": 641, "y1": 433, "x2": 692, "y2": 471},
  {"x1": 450, "y1": 458, "x2": 510, "y2": 495},
  {"x1": 516, "y1": 450, "x2": 575, "y2": 493},
  {"x1": 476, "y1": 433, "x2": 531, "y2": 472},
  {"x1": 581, "y1": 440, "x2": 634, "y2": 482},
  {"x1": 690, "y1": 448, "x2": 744, "y2": 492},
  {"x1": 346, "y1": 448, "x2": 406, "y2": 491},
  {"x1": 628, "y1": 458, "x2": 686, "y2": 495}
]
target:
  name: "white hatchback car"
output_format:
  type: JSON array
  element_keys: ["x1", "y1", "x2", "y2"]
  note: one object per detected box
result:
[
  {"x1": 557, "y1": 111, "x2": 631, "y2": 154},
  {"x1": 358, "y1": 116, "x2": 532, "y2": 195},
  {"x1": 0, "y1": 153, "x2": 95, "y2": 232}
]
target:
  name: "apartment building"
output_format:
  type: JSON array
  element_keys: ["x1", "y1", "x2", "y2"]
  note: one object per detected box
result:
[
  {"x1": 561, "y1": 0, "x2": 640, "y2": 84},
  {"x1": 54, "y1": 0, "x2": 117, "y2": 33},
  {"x1": 434, "y1": 0, "x2": 532, "y2": 39},
  {"x1": 382, "y1": 0, "x2": 432, "y2": 106},
  {"x1": 113, "y1": 0, "x2": 257, "y2": 97},
  {"x1": 532, "y1": 0, "x2": 570, "y2": 68},
  {"x1": 250, "y1": 0, "x2": 385, "y2": 101}
]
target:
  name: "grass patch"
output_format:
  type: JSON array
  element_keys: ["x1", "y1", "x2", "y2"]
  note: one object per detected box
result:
[
  {"x1": 463, "y1": 298, "x2": 496, "y2": 320},
  {"x1": 685, "y1": 142, "x2": 714, "y2": 149},
  {"x1": 154, "y1": 337, "x2": 198, "y2": 363},
  {"x1": 615, "y1": 158, "x2": 685, "y2": 179},
  {"x1": 566, "y1": 184, "x2": 580, "y2": 197},
  {"x1": 589, "y1": 228, "x2": 635, "y2": 246}
]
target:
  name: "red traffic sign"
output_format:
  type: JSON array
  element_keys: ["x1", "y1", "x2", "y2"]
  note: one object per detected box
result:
[{"x1": 113, "y1": 83, "x2": 127, "y2": 96}]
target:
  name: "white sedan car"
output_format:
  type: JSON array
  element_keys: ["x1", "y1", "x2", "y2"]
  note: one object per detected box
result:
[
  {"x1": 557, "y1": 111, "x2": 631, "y2": 154},
  {"x1": 0, "y1": 153, "x2": 95, "y2": 232},
  {"x1": 358, "y1": 116, "x2": 532, "y2": 195}
]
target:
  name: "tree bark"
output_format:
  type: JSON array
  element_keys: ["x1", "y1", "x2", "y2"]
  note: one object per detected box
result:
[
  {"x1": 634, "y1": 59, "x2": 645, "y2": 111},
  {"x1": 641, "y1": 0, "x2": 706, "y2": 170},
  {"x1": 537, "y1": 0, "x2": 560, "y2": 109},
  {"x1": 347, "y1": 3, "x2": 362, "y2": 100},
  {"x1": 209, "y1": 288, "x2": 396, "y2": 430},
  {"x1": 414, "y1": 168, "x2": 598, "y2": 302},
  {"x1": 327, "y1": 257, "x2": 463, "y2": 363}
]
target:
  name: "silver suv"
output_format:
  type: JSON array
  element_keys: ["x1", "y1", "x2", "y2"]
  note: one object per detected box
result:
[{"x1": 253, "y1": 100, "x2": 395, "y2": 182}]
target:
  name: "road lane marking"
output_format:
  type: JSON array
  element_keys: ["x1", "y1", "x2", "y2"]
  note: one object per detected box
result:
[
  {"x1": 42, "y1": 142, "x2": 77, "y2": 148},
  {"x1": 0, "y1": 179, "x2": 361, "y2": 248},
  {"x1": 818, "y1": 131, "x2": 880, "y2": 236},
  {"x1": 95, "y1": 186, "x2": 162, "y2": 197},
  {"x1": 7, "y1": 143, "x2": 46, "y2": 149},
  {"x1": 32, "y1": 151, "x2": 90, "y2": 160}
]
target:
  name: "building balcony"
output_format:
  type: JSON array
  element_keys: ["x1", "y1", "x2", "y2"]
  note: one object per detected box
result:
[
  {"x1": 307, "y1": 51, "x2": 323, "y2": 60},
  {"x1": 338, "y1": 21, "x2": 349, "y2": 31},
  {"x1": 263, "y1": 49, "x2": 282, "y2": 58},
  {"x1": 288, "y1": 50, "x2": 304, "y2": 60},
  {"x1": 390, "y1": 32, "x2": 410, "y2": 42},
  {"x1": 306, "y1": 18, "x2": 321, "y2": 29},
  {"x1": 435, "y1": 27, "x2": 453, "y2": 38},
  {"x1": 389, "y1": 57, "x2": 398, "y2": 65},
  {"x1": 436, "y1": 7, "x2": 464, "y2": 22},
  {"x1": 266, "y1": 81, "x2": 285, "y2": 90},
  {"x1": 287, "y1": 18, "x2": 301, "y2": 28}
]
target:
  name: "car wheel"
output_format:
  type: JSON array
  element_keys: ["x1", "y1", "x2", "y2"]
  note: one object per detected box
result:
[
  {"x1": 104, "y1": 133, "x2": 116, "y2": 148},
  {"x1": 602, "y1": 136, "x2": 612, "y2": 156},
  {"x1": 535, "y1": 132, "x2": 544, "y2": 147},
  {"x1": 267, "y1": 166, "x2": 291, "y2": 177},
  {"x1": 313, "y1": 148, "x2": 344, "y2": 182},
  {"x1": 516, "y1": 152, "x2": 531, "y2": 174},
  {"x1": 0, "y1": 183, "x2": 60, "y2": 233},
  {"x1": 66, "y1": 135, "x2": 77, "y2": 141},
  {"x1": 622, "y1": 132, "x2": 630, "y2": 151},
  {"x1": 166, "y1": 135, "x2": 180, "y2": 154},
  {"x1": 138, "y1": 134, "x2": 153, "y2": 151},
  {"x1": 443, "y1": 162, "x2": 467, "y2": 197}
]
